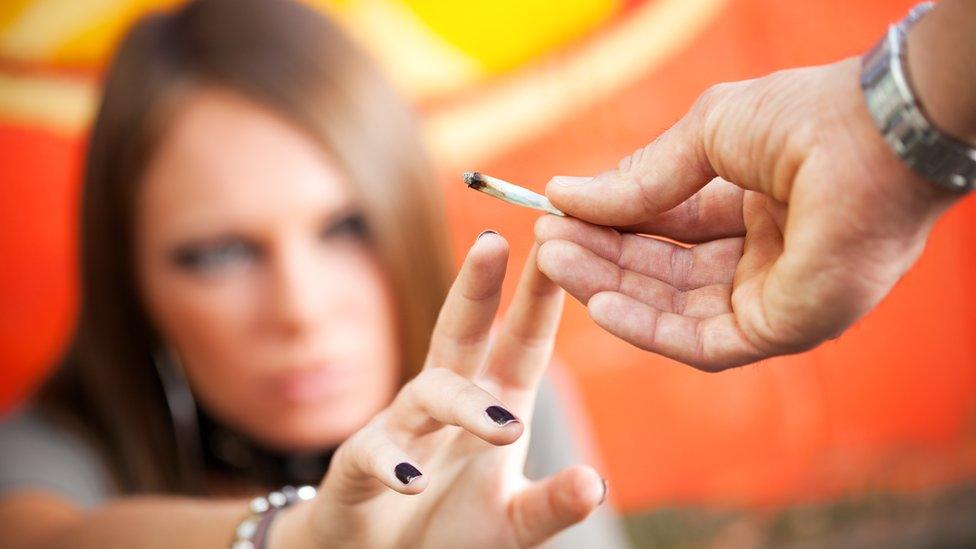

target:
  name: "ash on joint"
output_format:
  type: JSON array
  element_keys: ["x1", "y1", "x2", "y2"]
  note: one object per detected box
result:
[{"x1": 463, "y1": 171, "x2": 487, "y2": 191}]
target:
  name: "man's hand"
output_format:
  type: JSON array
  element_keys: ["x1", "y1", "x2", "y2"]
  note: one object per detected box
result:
[{"x1": 535, "y1": 57, "x2": 963, "y2": 371}]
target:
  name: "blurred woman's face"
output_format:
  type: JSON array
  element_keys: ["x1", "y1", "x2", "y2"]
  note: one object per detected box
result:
[{"x1": 135, "y1": 89, "x2": 399, "y2": 451}]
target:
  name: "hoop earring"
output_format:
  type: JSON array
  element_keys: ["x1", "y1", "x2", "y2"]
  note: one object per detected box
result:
[{"x1": 152, "y1": 347, "x2": 204, "y2": 485}]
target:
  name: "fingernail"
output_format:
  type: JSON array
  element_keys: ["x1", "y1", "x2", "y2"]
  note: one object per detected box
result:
[
  {"x1": 485, "y1": 405, "x2": 519, "y2": 426},
  {"x1": 599, "y1": 477, "x2": 609, "y2": 505},
  {"x1": 477, "y1": 229, "x2": 499, "y2": 240},
  {"x1": 394, "y1": 462, "x2": 423, "y2": 485},
  {"x1": 551, "y1": 176, "x2": 591, "y2": 187}
]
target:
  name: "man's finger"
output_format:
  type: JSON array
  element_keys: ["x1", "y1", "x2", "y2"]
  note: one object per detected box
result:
[
  {"x1": 544, "y1": 90, "x2": 720, "y2": 226},
  {"x1": 536, "y1": 219, "x2": 742, "y2": 291},
  {"x1": 544, "y1": 73, "x2": 803, "y2": 228},
  {"x1": 587, "y1": 292, "x2": 763, "y2": 372},
  {"x1": 536, "y1": 239, "x2": 736, "y2": 319}
]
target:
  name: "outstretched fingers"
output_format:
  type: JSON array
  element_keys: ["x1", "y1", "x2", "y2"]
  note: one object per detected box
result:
[
  {"x1": 323, "y1": 424, "x2": 430, "y2": 504},
  {"x1": 483, "y1": 244, "x2": 565, "y2": 392},
  {"x1": 426, "y1": 231, "x2": 509, "y2": 378},
  {"x1": 386, "y1": 367, "x2": 524, "y2": 446},
  {"x1": 323, "y1": 367, "x2": 525, "y2": 504}
]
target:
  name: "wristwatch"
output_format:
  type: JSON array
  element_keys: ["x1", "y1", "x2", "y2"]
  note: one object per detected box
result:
[{"x1": 860, "y1": 2, "x2": 976, "y2": 193}]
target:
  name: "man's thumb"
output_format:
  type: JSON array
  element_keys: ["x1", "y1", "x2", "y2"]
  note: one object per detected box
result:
[{"x1": 545, "y1": 89, "x2": 724, "y2": 226}]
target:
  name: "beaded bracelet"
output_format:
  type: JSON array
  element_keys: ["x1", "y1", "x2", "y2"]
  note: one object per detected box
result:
[{"x1": 230, "y1": 485, "x2": 317, "y2": 549}]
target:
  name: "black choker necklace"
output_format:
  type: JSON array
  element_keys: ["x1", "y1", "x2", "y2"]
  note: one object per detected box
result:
[{"x1": 197, "y1": 410, "x2": 336, "y2": 487}]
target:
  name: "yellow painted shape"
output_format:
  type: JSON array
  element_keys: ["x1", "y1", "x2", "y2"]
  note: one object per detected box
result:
[
  {"x1": 0, "y1": 0, "x2": 181, "y2": 67},
  {"x1": 1, "y1": 0, "x2": 618, "y2": 86},
  {"x1": 323, "y1": 0, "x2": 483, "y2": 99},
  {"x1": 51, "y1": 0, "x2": 181, "y2": 67},
  {"x1": 0, "y1": 0, "x2": 729, "y2": 167},
  {"x1": 308, "y1": 0, "x2": 352, "y2": 8},
  {"x1": 425, "y1": 0, "x2": 731, "y2": 167},
  {"x1": 1, "y1": 0, "x2": 122, "y2": 62},
  {"x1": 400, "y1": 0, "x2": 620, "y2": 72}
]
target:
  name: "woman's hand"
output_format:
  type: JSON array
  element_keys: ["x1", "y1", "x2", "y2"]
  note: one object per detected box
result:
[{"x1": 271, "y1": 232, "x2": 606, "y2": 548}]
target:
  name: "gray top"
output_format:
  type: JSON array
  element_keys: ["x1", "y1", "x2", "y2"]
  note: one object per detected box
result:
[
  {"x1": 0, "y1": 376, "x2": 627, "y2": 548},
  {"x1": 526, "y1": 376, "x2": 630, "y2": 549},
  {"x1": 0, "y1": 408, "x2": 113, "y2": 507}
]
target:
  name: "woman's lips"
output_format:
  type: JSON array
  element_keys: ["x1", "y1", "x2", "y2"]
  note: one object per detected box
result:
[{"x1": 276, "y1": 362, "x2": 357, "y2": 404}]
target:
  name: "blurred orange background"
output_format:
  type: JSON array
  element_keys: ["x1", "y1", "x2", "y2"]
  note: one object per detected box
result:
[{"x1": 2, "y1": 0, "x2": 975, "y2": 516}]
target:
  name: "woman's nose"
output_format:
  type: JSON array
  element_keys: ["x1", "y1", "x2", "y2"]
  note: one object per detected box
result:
[{"x1": 265, "y1": 240, "x2": 329, "y2": 338}]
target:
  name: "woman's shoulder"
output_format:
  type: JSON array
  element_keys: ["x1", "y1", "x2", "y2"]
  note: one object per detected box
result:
[{"x1": 0, "y1": 406, "x2": 114, "y2": 507}]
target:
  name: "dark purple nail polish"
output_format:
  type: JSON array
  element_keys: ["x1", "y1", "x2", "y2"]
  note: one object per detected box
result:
[
  {"x1": 485, "y1": 405, "x2": 518, "y2": 426},
  {"x1": 599, "y1": 477, "x2": 609, "y2": 505},
  {"x1": 477, "y1": 229, "x2": 499, "y2": 240},
  {"x1": 395, "y1": 462, "x2": 422, "y2": 485}
]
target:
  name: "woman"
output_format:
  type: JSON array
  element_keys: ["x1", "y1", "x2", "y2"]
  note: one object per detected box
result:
[{"x1": 0, "y1": 0, "x2": 626, "y2": 547}]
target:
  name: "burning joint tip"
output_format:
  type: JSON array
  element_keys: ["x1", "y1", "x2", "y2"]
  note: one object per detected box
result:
[{"x1": 462, "y1": 171, "x2": 482, "y2": 188}]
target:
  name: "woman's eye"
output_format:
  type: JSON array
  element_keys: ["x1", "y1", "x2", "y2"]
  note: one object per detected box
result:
[
  {"x1": 172, "y1": 239, "x2": 258, "y2": 273},
  {"x1": 320, "y1": 213, "x2": 368, "y2": 241}
]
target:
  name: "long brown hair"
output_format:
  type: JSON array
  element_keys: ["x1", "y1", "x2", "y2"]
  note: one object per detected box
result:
[{"x1": 38, "y1": 0, "x2": 452, "y2": 494}]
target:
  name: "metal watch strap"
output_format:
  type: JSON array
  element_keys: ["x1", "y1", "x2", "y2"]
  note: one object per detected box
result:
[{"x1": 860, "y1": 2, "x2": 976, "y2": 193}]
